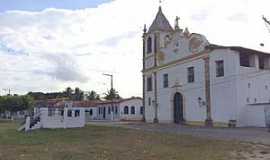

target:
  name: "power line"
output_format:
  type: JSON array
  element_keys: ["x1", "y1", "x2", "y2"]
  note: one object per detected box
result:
[{"x1": 262, "y1": 15, "x2": 270, "y2": 34}]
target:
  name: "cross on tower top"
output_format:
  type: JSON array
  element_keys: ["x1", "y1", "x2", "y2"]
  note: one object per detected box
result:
[{"x1": 175, "y1": 16, "x2": 180, "y2": 30}]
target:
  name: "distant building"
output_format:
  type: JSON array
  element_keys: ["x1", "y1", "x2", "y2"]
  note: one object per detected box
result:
[
  {"x1": 85, "y1": 97, "x2": 143, "y2": 121},
  {"x1": 1, "y1": 110, "x2": 29, "y2": 120},
  {"x1": 19, "y1": 97, "x2": 143, "y2": 131},
  {"x1": 33, "y1": 100, "x2": 86, "y2": 129},
  {"x1": 142, "y1": 7, "x2": 270, "y2": 127}
]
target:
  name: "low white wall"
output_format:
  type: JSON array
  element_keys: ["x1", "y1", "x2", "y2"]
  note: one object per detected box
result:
[
  {"x1": 40, "y1": 108, "x2": 85, "y2": 129},
  {"x1": 119, "y1": 99, "x2": 143, "y2": 121},
  {"x1": 238, "y1": 105, "x2": 268, "y2": 127},
  {"x1": 95, "y1": 104, "x2": 121, "y2": 121},
  {"x1": 85, "y1": 107, "x2": 98, "y2": 121}
]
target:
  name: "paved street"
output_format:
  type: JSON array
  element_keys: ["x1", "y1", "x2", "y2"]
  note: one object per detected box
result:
[{"x1": 89, "y1": 121, "x2": 270, "y2": 145}]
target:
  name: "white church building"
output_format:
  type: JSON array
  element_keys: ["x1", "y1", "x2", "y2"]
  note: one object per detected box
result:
[{"x1": 142, "y1": 7, "x2": 270, "y2": 127}]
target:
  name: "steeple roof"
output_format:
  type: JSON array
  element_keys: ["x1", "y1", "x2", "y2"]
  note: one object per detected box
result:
[{"x1": 148, "y1": 7, "x2": 173, "y2": 33}]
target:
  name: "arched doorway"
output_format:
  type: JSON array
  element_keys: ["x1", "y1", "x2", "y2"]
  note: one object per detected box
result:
[{"x1": 173, "y1": 92, "x2": 184, "y2": 124}]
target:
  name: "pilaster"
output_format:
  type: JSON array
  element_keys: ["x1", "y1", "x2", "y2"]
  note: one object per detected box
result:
[
  {"x1": 153, "y1": 32, "x2": 160, "y2": 123},
  {"x1": 142, "y1": 32, "x2": 146, "y2": 122},
  {"x1": 204, "y1": 56, "x2": 213, "y2": 127}
]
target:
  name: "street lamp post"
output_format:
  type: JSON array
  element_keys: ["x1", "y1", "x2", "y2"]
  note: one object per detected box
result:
[
  {"x1": 103, "y1": 73, "x2": 114, "y2": 121},
  {"x1": 2, "y1": 88, "x2": 11, "y2": 96},
  {"x1": 103, "y1": 74, "x2": 113, "y2": 90}
]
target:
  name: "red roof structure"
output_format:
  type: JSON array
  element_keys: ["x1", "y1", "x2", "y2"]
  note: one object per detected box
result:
[{"x1": 35, "y1": 97, "x2": 142, "y2": 108}]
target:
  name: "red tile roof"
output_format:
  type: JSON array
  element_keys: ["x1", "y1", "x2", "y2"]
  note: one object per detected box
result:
[
  {"x1": 72, "y1": 100, "x2": 102, "y2": 108},
  {"x1": 35, "y1": 97, "x2": 142, "y2": 108}
]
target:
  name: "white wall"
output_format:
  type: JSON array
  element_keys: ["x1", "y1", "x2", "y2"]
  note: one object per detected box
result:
[
  {"x1": 144, "y1": 48, "x2": 244, "y2": 124},
  {"x1": 85, "y1": 107, "x2": 98, "y2": 121},
  {"x1": 144, "y1": 31, "x2": 211, "y2": 123},
  {"x1": 209, "y1": 49, "x2": 239, "y2": 123},
  {"x1": 65, "y1": 108, "x2": 85, "y2": 128},
  {"x1": 119, "y1": 99, "x2": 143, "y2": 121},
  {"x1": 92, "y1": 99, "x2": 143, "y2": 121},
  {"x1": 96, "y1": 103, "x2": 120, "y2": 121},
  {"x1": 237, "y1": 67, "x2": 270, "y2": 127},
  {"x1": 40, "y1": 107, "x2": 85, "y2": 129},
  {"x1": 239, "y1": 105, "x2": 268, "y2": 127},
  {"x1": 160, "y1": 32, "x2": 192, "y2": 65},
  {"x1": 155, "y1": 58, "x2": 207, "y2": 123}
]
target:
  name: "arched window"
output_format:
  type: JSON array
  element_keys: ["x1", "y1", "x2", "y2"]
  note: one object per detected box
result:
[
  {"x1": 108, "y1": 107, "x2": 111, "y2": 114},
  {"x1": 131, "y1": 106, "x2": 135, "y2": 114},
  {"x1": 75, "y1": 110, "x2": 80, "y2": 117},
  {"x1": 124, "y1": 106, "x2": 129, "y2": 114},
  {"x1": 68, "y1": 110, "x2": 72, "y2": 117},
  {"x1": 115, "y1": 106, "x2": 118, "y2": 114},
  {"x1": 147, "y1": 37, "x2": 152, "y2": 53}
]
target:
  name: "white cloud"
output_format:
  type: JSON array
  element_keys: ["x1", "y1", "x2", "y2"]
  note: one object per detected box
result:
[
  {"x1": 228, "y1": 13, "x2": 248, "y2": 23},
  {"x1": 0, "y1": 0, "x2": 270, "y2": 97}
]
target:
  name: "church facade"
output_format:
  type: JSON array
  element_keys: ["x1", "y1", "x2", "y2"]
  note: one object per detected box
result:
[{"x1": 142, "y1": 7, "x2": 270, "y2": 127}]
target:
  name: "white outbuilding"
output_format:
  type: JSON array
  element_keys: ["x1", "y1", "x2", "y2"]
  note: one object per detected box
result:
[
  {"x1": 20, "y1": 99, "x2": 86, "y2": 131},
  {"x1": 93, "y1": 97, "x2": 144, "y2": 121},
  {"x1": 20, "y1": 97, "x2": 144, "y2": 131},
  {"x1": 38, "y1": 101, "x2": 86, "y2": 129}
]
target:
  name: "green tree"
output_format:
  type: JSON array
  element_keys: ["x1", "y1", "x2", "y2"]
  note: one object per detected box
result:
[
  {"x1": 104, "y1": 88, "x2": 121, "y2": 100},
  {"x1": 64, "y1": 87, "x2": 73, "y2": 100},
  {"x1": 21, "y1": 95, "x2": 34, "y2": 111},
  {"x1": 0, "y1": 97, "x2": 5, "y2": 114},
  {"x1": 87, "y1": 91, "x2": 100, "y2": 100},
  {"x1": 0, "y1": 95, "x2": 34, "y2": 115},
  {"x1": 74, "y1": 87, "x2": 84, "y2": 101}
]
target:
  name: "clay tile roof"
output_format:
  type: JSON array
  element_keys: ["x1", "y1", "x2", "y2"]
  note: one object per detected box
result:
[
  {"x1": 35, "y1": 98, "x2": 67, "y2": 108},
  {"x1": 118, "y1": 97, "x2": 142, "y2": 103},
  {"x1": 72, "y1": 100, "x2": 101, "y2": 108},
  {"x1": 35, "y1": 97, "x2": 142, "y2": 108},
  {"x1": 94, "y1": 97, "x2": 142, "y2": 106},
  {"x1": 206, "y1": 44, "x2": 270, "y2": 55},
  {"x1": 148, "y1": 7, "x2": 173, "y2": 33}
]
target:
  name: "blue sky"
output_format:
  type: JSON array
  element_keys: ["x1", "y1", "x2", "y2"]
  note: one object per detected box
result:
[{"x1": 0, "y1": 0, "x2": 111, "y2": 12}]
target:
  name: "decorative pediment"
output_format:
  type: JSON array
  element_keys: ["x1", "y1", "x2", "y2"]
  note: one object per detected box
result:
[
  {"x1": 188, "y1": 34, "x2": 209, "y2": 54},
  {"x1": 162, "y1": 31, "x2": 189, "y2": 54},
  {"x1": 157, "y1": 51, "x2": 165, "y2": 63}
]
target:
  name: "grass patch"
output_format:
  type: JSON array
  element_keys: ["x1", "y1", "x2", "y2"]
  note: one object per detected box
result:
[
  {"x1": 185, "y1": 121, "x2": 228, "y2": 128},
  {"x1": 0, "y1": 121, "x2": 254, "y2": 160}
]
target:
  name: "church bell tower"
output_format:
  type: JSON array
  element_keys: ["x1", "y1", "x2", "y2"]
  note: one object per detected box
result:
[{"x1": 142, "y1": 6, "x2": 173, "y2": 123}]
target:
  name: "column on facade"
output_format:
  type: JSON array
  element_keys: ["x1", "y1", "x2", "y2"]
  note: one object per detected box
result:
[
  {"x1": 203, "y1": 56, "x2": 213, "y2": 127},
  {"x1": 142, "y1": 28, "x2": 146, "y2": 122},
  {"x1": 249, "y1": 54, "x2": 259, "y2": 70},
  {"x1": 64, "y1": 107, "x2": 68, "y2": 129},
  {"x1": 153, "y1": 32, "x2": 160, "y2": 123},
  {"x1": 264, "y1": 56, "x2": 270, "y2": 69}
]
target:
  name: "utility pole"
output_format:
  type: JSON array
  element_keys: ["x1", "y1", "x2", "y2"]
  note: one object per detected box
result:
[
  {"x1": 263, "y1": 15, "x2": 270, "y2": 34},
  {"x1": 2, "y1": 88, "x2": 11, "y2": 96},
  {"x1": 103, "y1": 73, "x2": 114, "y2": 121},
  {"x1": 103, "y1": 73, "x2": 113, "y2": 90},
  {"x1": 263, "y1": 15, "x2": 270, "y2": 25}
]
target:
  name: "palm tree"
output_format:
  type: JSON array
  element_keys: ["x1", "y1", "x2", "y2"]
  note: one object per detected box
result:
[
  {"x1": 104, "y1": 88, "x2": 121, "y2": 100},
  {"x1": 87, "y1": 91, "x2": 100, "y2": 100},
  {"x1": 74, "y1": 87, "x2": 84, "y2": 101},
  {"x1": 65, "y1": 87, "x2": 73, "y2": 99}
]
